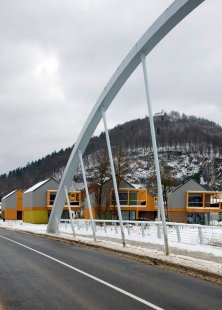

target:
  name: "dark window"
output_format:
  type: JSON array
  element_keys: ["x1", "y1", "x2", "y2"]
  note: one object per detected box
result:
[
  {"x1": 112, "y1": 192, "x2": 128, "y2": 205},
  {"x1": 61, "y1": 210, "x2": 69, "y2": 219},
  {"x1": 188, "y1": 194, "x2": 203, "y2": 207},
  {"x1": 49, "y1": 193, "x2": 56, "y2": 205}
]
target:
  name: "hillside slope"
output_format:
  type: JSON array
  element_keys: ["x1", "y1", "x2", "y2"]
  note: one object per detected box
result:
[{"x1": 1, "y1": 111, "x2": 222, "y2": 198}]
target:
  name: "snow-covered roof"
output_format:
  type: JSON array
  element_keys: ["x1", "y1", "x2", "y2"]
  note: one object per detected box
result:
[
  {"x1": 154, "y1": 109, "x2": 165, "y2": 117},
  {"x1": 131, "y1": 184, "x2": 143, "y2": 189},
  {"x1": 2, "y1": 190, "x2": 17, "y2": 200},
  {"x1": 24, "y1": 179, "x2": 49, "y2": 193}
]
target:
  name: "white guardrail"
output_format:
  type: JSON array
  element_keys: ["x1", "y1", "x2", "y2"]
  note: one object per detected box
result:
[{"x1": 58, "y1": 219, "x2": 222, "y2": 247}]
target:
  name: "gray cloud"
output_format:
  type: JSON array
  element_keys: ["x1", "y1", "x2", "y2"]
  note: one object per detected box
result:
[{"x1": 0, "y1": 0, "x2": 221, "y2": 174}]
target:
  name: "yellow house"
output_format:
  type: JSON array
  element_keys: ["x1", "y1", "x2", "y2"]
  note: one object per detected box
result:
[
  {"x1": 23, "y1": 178, "x2": 82, "y2": 224},
  {"x1": 23, "y1": 178, "x2": 60, "y2": 224}
]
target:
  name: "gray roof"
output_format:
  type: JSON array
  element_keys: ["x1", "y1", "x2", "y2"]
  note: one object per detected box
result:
[
  {"x1": 24, "y1": 178, "x2": 59, "y2": 193},
  {"x1": 2, "y1": 190, "x2": 17, "y2": 200},
  {"x1": 169, "y1": 178, "x2": 208, "y2": 194}
]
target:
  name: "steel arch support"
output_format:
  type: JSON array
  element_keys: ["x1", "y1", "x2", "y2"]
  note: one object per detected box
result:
[{"x1": 47, "y1": 0, "x2": 205, "y2": 233}]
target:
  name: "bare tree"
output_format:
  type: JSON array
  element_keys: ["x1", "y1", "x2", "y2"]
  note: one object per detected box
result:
[
  {"x1": 147, "y1": 162, "x2": 179, "y2": 218},
  {"x1": 113, "y1": 147, "x2": 130, "y2": 189},
  {"x1": 110, "y1": 147, "x2": 131, "y2": 219},
  {"x1": 90, "y1": 151, "x2": 111, "y2": 219}
]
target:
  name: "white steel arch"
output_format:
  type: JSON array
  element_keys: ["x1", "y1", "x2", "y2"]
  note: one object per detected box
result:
[{"x1": 47, "y1": 0, "x2": 205, "y2": 233}]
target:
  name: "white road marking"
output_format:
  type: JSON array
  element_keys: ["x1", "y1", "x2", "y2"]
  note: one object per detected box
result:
[{"x1": 0, "y1": 234, "x2": 164, "y2": 310}]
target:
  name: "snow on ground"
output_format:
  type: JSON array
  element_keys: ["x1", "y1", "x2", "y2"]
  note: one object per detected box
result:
[{"x1": 0, "y1": 219, "x2": 222, "y2": 277}]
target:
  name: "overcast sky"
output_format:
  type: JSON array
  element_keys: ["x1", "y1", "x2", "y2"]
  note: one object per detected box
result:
[{"x1": 0, "y1": 0, "x2": 221, "y2": 175}]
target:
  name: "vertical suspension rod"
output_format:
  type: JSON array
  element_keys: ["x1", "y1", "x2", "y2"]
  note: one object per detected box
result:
[
  {"x1": 101, "y1": 108, "x2": 126, "y2": 247},
  {"x1": 64, "y1": 185, "x2": 76, "y2": 238},
  {"x1": 79, "y1": 150, "x2": 97, "y2": 242},
  {"x1": 141, "y1": 53, "x2": 169, "y2": 255}
]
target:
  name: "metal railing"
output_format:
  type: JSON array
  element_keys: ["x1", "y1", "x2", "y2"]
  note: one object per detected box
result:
[
  {"x1": 0, "y1": 219, "x2": 221, "y2": 248},
  {"x1": 111, "y1": 199, "x2": 148, "y2": 207},
  {"x1": 58, "y1": 219, "x2": 222, "y2": 247}
]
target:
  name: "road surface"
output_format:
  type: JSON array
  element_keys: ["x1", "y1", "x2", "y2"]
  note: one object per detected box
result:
[{"x1": 0, "y1": 229, "x2": 221, "y2": 309}]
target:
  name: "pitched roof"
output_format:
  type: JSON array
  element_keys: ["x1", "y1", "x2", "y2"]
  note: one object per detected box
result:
[
  {"x1": 169, "y1": 178, "x2": 208, "y2": 194},
  {"x1": 102, "y1": 176, "x2": 135, "y2": 189},
  {"x1": 2, "y1": 190, "x2": 17, "y2": 200},
  {"x1": 81, "y1": 177, "x2": 135, "y2": 194},
  {"x1": 24, "y1": 178, "x2": 59, "y2": 193}
]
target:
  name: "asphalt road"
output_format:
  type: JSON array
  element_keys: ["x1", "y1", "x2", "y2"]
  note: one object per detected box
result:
[{"x1": 0, "y1": 229, "x2": 221, "y2": 310}]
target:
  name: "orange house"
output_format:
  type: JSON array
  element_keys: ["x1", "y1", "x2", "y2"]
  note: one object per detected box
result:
[
  {"x1": 46, "y1": 190, "x2": 82, "y2": 219},
  {"x1": 168, "y1": 179, "x2": 222, "y2": 224},
  {"x1": 83, "y1": 178, "x2": 157, "y2": 220},
  {"x1": 1, "y1": 189, "x2": 23, "y2": 220},
  {"x1": 108, "y1": 187, "x2": 157, "y2": 220},
  {"x1": 186, "y1": 191, "x2": 222, "y2": 224}
]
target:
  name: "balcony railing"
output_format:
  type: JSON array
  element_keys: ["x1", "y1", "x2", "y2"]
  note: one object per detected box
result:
[
  {"x1": 111, "y1": 199, "x2": 147, "y2": 207},
  {"x1": 187, "y1": 202, "x2": 221, "y2": 208}
]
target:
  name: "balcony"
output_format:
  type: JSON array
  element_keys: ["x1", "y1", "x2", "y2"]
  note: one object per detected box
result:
[
  {"x1": 46, "y1": 190, "x2": 81, "y2": 209},
  {"x1": 109, "y1": 188, "x2": 156, "y2": 210},
  {"x1": 186, "y1": 191, "x2": 222, "y2": 211}
]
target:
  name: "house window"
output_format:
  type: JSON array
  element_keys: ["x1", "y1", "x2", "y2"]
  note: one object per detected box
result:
[
  {"x1": 69, "y1": 192, "x2": 80, "y2": 206},
  {"x1": 61, "y1": 210, "x2": 69, "y2": 219},
  {"x1": 187, "y1": 212, "x2": 209, "y2": 225},
  {"x1": 188, "y1": 194, "x2": 203, "y2": 207},
  {"x1": 49, "y1": 192, "x2": 56, "y2": 205},
  {"x1": 111, "y1": 191, "x2": 128, "y2": 205},
  {"x1": 129, "y1": 192, "x2": 138, "y2": 205},
  {"x1": 121, "y1": 211, "x2": 136, "y2": 220},
  {"x1": 119, "y1": 192, "x2": 128, "y2": 205}
]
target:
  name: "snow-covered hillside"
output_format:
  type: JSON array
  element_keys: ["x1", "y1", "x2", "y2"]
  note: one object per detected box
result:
[
  {"x1": 81, "y1": 145, "x2": 222, "y2": 193},
  {"x1": 2, "y1": 111, "x2": 222, "y2": 197}
]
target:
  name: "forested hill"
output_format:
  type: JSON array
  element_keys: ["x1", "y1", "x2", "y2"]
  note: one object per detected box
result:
[
  {"x1": 87, "y1": 111, "x2": 222, "y2": 153},
  {"x1": 1, "y1": 111, "x2": 222, "y2": 199}
]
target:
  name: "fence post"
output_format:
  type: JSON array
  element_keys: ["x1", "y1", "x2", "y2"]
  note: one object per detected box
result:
[
  {"x1": 127, "y1": 223, "x2": 130, "y2": 235},
  {"x1": 198, "y1": 226, "x2": 203, "y2": 244},
  {"x1": 176, "y1": 225, "x2": 181, "y2": 243},
  {"x1": 85, "y1": 220, "x2": 88, "y2": 231},
  {"x1": 77, "y1": 221, "x2": 80, "y2": 230},
  {"x1": 157, "y1": 224, "x2": 161, "y2": 239},
  {"x1": 103, "y1": 222, "x2": 107, "y2": 233},
  {"x1": 141, "y1": 223, "x2": 145, "y2": 237},
  {"x1": 114, "y1": 222, "x2": 118, "y2": 234}
]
